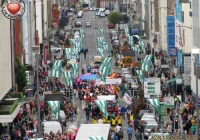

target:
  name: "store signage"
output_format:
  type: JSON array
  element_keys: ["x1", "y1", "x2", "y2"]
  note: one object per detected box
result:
[
  {"x1": 144, "y1": 78, "x2": 161, "y2": 98},
  {"x1": 175, "y1": 19, "x2": 184, "y2": 49},
  {"x1": 1, "y1": 0, "x2": 25, "y2": 20},
  {"x1": 179, "y1": 0, "x2": 190, "y2": 3},
  {"x1": 166, "y1": 16, "x2": 176, "y2": 56},
  {"x1": 164, "y1": 97, "x2": 174, "y2": 108}
]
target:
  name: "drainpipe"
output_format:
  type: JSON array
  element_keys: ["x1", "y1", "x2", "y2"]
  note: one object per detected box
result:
[{"x1": 11, "y1": 20, "x2": 16, "y2": 91}]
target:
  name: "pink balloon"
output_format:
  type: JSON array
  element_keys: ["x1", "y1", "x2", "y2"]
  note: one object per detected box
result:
[{"x1": 75, "y1": 128, "x2": 78, "y2": 132}]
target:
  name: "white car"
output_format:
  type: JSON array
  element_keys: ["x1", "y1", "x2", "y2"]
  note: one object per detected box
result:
[
  {"x1": 99, "y1": 12, "x2": 105, "y2": 18},
  {"x1": 74, "y1": 31, "x2": 80, "y2": 35},
  {"x1": 104, "y1": 10, "x2": 110, "y2": 16},
  {"x1": 94, "y1": 56, "x2": 102, "y2": 63}
]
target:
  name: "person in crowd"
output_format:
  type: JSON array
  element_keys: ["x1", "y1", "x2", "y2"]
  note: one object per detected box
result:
[
  {"x1": 135, "y1": 129, "x2": 142, "y2": 140},
  {"x1": 127, "y1": 125, "x2": 133, "y2": 139},
  {"x1": 120, "y1": 106, "x2": 126, "y2": 119},
  {"x1": 133, "y1": 117, "x2": 139, "y2": 131},
  {"x1": 97, "y1": 117, "x2": 103, "y2": 124}
]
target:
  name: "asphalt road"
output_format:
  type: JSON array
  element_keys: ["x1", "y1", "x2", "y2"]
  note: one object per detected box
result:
[{"x1": 67, "y1": 11, "x2": 138, "y2": 140}]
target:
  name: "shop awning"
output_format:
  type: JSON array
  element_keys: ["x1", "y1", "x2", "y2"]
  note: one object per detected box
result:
[{"x1": 166, "y1": 77, "x2": 177, "y2": 84}]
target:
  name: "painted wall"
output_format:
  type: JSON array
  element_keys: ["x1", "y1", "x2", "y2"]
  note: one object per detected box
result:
[
  {"x1": 36, "y1": 0, "x2": 43, "y2": 43},
  {"x1": 159, "y1": 0, "x2": 167, "y2": 52},
  {"x1": 0, "y1": 12, "x2": 12, "y2": 100},
  {"x1": 182, "y1": 3, "x2": 192, "y2": 53}
]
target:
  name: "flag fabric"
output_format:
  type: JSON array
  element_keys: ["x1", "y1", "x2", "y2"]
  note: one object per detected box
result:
[
  {"x1": 133, "y1": 35, "x2": 141, "y2": 41},
  {"x1": 129, "y1": 40, "x2": 134, "y2": 47},
  {"x1": 102, "y1": 44, "x2": 109, "y2": 50},
  {"x1": 97, "y1": 48, "x2": 104, "y2": 57},
  {"x1": 99, "y1": 57, "x2": 113, "y2": 73},
  {"x1": 63, "y1": 71, "x2": 73, "y2": 87},
  {"x1": 63, "y1": 71, "x2": 72, "y2": 78},
  {"x1": 71, "y1": 64, "x2": 79, "y2": 76},
  {"x1": 132, "y1": 46, "x2": 139, "y2": 55},
  {"x1": 73, "y1": 48, "x2": 80, "y2": 58},
  {"x1": 147, "y1": 98, "x2": 161, "y2": 115},
  {"x1": 70, "y1": 39, "x2": 75, "y2": 46},
  {"x1": 64, "y1": 48, "x2": 72, "y2": 59},
  {"x1": 99, "y1": 57, "x2": 113, "y2": 82},
  {"x1": 140, "y1": 55, "x2": 153, "y2": 72},
  {"x1": 47, "y1": 101, "x2": 60, "y2": 120},
  {"x1": 65, "y1": 78, "x2": 73, "y2": 87},
  {"x1": 135, "y1": 70, "x2": 144, "y2": 84},
  {"x1": 94, "y1": 100, "x2": 108, "y2": 118},
  {"x1": 99, "y1": 28, "x2": 104, "y2": 35},
  {"x1": 138, "y1": 41, "x2": 146, "y2": 53},
  {"x1": 89, "y1": 136, "x2": 104, "y2": 140},
  {"x1": 51, "y1": 60, "x2": 62, "y2": 78},
  {"x1": 80, "y1": 29, "x2": 85, "y2": 38},
  {"x1": 96, "y1": 37, "x2": 104, "y2": 47}
]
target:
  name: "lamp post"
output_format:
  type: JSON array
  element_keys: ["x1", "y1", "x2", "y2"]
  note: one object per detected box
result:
[
  {"x1": 32, "y1": 46, "x2": 41, "y2": 137},
  {"x1": 191, "y1": 48, "x2": 200, "y2": 140}
]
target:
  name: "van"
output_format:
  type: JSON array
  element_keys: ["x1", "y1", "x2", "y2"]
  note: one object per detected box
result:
[
  {"x1": 42, "y1": 121, "x2": 62, "y2": 135},
  {"x1": 144, "y1": 121, "x2": 158, "y2": 139}
]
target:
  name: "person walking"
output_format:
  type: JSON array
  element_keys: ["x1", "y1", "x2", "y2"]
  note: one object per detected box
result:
[
  {"x1": 84, "y1": 50, "x2": 87, "y2": 59},
  {"x1": 127, "y1": 125, "x2": 133, "y2": 139},
  {"x1": 85, "y1": 104, "x2": 90, "y2": 121},
  {"x1": 135, "y1": 129, "x2": 142, "y2": 140}
]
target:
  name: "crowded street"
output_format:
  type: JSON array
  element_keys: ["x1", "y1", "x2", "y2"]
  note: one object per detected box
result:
[{"x1": 0, "y1": 0, "x2": 199, "y2": 140}]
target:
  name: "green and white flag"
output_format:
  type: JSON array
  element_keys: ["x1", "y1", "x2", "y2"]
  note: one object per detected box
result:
[
  {"x1": 132, "y1": 47, "x2": 139, "y2": 55},
  {"x1": 147, "y1": 98, "x2": 161, "y2": 115},
  {"x1": 70, "y1": 39, "x2": 75, "y2": 46},
  {"x1": 124, "y1": 28, "x2": 129, "y2": 34},
  {"x1": 99, "y1": 28, "x2": 104, "y2": 35},
  {"x1": 64, "y1": 48, "x2": 72, "y2": 59},
  {"x1": 71, "y1": 64, "x2": 79, "y2": 76},
  {"x1": 63, "y1": 71, "x2": 72, "y2": 78},
  {"x1": 65, "y1": 77, "x2": 73, "y2": 87},
  {"x1": 138, "y1": 41, "x2": 146, "y2": 53},
  {"x1": 129, "y1": 40, "x2": 134, "y2": 47},
  {"x1": 133, "y1": 35, "x2": 141, "y2": 41},
  {"x1": 80, "y1": 29, "x2": 85, "y2": 38},
  {"x1": 135, "y1": 70, "x2": 144, "y2": 84},
  {"x1": 99, "y1": 57, "x2": 113, "y2": 73},
  {"x1": 94, "y1": 100, "x2": 108, "y2": 118},
  {"x1": 73, "y1": 48, "x2": 80, "y2": 58},
  {"x1": 51, "y1": 60, "x2": 62, "y2": 78},
  {"x1": 140, "y1": 55, "x2": 153, "y2": 72},
  {"x1": 96, "y1": 37, "x2": 104, "y2": 47},
  {"x1": 97, "y1": 48, "x2": 104, "y2": 57},
  {"x1": 102, "y1": 44, "x2": 109, "y2": 50},
  {"x1": 89, "y1": 136, "x2": 104, "y2": 140},
  {"x1": 47, "y1": 101, "x2": 60, "y2": 120}
]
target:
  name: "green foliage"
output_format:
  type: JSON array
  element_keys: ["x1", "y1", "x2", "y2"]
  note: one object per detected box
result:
[
  {"x1": 0, "y1": 100, "x2": 18, "y2": 115},
  {"x1": 16, "y1": 57, "x2": 28, "y2": 92},
  {"x1": 10, "y1": 92, "x2": 23, "y2": 99},
  {"x1": 107, "y1": 12, "x2": 122, "y2": 24}
]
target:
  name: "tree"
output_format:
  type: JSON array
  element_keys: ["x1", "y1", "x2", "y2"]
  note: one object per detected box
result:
[
  {"x1": 16, "y1": 57, "x2": 27, "y2": 92},
  {"x1": 107, "y1": 12, "x2": 122, "y2": 24}
]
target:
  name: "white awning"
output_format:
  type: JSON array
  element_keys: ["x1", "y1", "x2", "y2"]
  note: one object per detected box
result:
[
  {"x1": 95, "y1": 78, "x2": 121, "y2": 85},
  {"x1": 0, "y1": 105, "x2": 20, "y2": 123}
]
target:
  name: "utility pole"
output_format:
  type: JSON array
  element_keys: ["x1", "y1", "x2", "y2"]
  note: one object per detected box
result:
[
  {"x1": 36, "y1": 54, "x2": 41, "y2": 137},
  {"x1": 148, "y1": 0, "x2": 152, "y2": 55}
]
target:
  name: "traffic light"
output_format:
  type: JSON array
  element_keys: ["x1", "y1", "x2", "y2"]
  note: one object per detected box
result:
[
  {"x1": 174, "y1": 118, "x2": 179, "y2": 129},
  {"x1": 134, "y1": 90, "x2": 138, "y2": 99}
]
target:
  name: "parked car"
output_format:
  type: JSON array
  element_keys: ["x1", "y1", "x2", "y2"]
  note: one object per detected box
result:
[
  {"x1": 107, "y1": 23, "x2": 115, "y2": 29},
  {"x1": 109, "y1": 30, "x2": 117, "y2": 39},
  {"x1": 94, "y1": 56, "x2": 102, "y2": 63},
  {"x1": 77, "y1": 13, "x2": 82, "y2": 18},
  {"x1": 51, "y1": 46, "x2": 61, "y2": 53},
  {"x1": 104, "y1": 10, "x2": 110, "y2": 16},
  {"x1": 85, "y1": 21, "x2": 91, "y2": 27},
  {"x1": 74, "y1": 21, "x2": 82, "y2": 27},
  {"x1": 143, "y1": 121, "x2": 159, "y2": 139},
  {"x1": 99, "y1": 12, "x2": 105, "y2": 18}
]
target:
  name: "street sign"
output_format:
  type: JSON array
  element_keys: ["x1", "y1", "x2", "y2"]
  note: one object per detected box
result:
[
  {"x1": 144, "y1": 78, "x2": 161, "y2": 98},
  {"x1": 164, "y1": 97, "x2": 174, "y2": 108}
]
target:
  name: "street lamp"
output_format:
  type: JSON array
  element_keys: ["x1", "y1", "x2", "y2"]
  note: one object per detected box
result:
[
  {"x1": 31, "y1": 46, "x2": 41, "y2": 137},
  {"x1": 191, "y1": 48, "x2": 200, "y2": 140}
]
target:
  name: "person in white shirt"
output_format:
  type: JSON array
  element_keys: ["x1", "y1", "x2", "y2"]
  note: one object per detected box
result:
[
  {"x1": 98, "y1": 117, "x2": 103, "y2": 124},
  {"x1": 115, "y1": 124, "x2": 121, "y2": 133}
]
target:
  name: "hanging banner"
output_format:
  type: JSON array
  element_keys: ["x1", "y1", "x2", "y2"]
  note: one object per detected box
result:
[
  {"x1": 47, "y1": 101, "x2": 60, "y2": 120},
  {"x1": 123, "y1": 93, "x2": 132, "y2": 105},
  {"x1": 175, "y1": 19, "x2": 184, "y2": 49}
]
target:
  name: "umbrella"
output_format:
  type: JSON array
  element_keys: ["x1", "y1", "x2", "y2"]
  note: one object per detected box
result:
[{"x1": 80, "y1": 73, "x2": 97, "y2": 80}]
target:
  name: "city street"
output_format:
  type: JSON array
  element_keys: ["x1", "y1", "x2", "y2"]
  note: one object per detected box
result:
[{"x1": 66, "y1": 11, "x2": 137, "y2": 140}]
